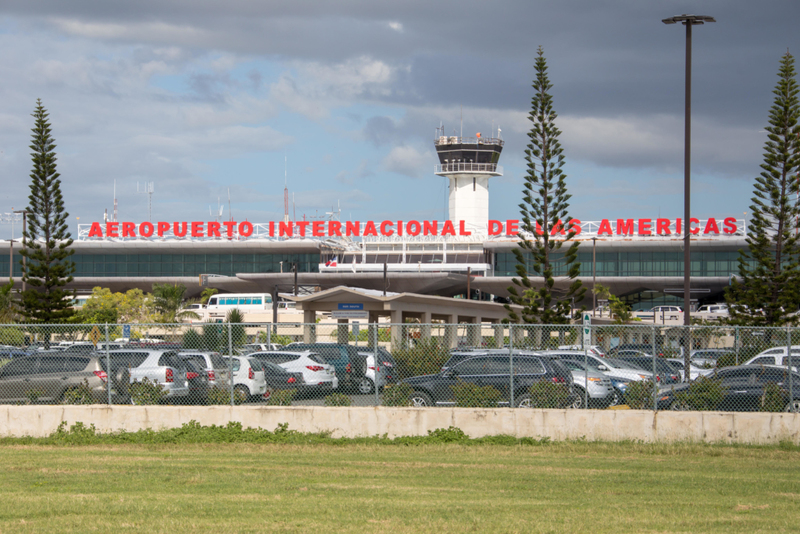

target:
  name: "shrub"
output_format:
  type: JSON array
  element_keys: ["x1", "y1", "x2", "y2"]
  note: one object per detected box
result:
[
  {"x1": 324, "y1": 393, "x2": 352, "y2": 406},
  {"x1": 182, "y1": 329, "x2": 203, "y2": 351},
  {"x1": 426, "y1": 426, "x2": 469, "y2": 442},
  {"x1": 450, "y1": 380, "x2": 501, "y2": 407},
  {"x1": 0, "y1": 327, "x2": 25, "y2": 346},
  {"x1": 25, "y1": 389, "x2": 44, "y2": 404},
  {"x1": 393, "y1": 339, "x2": 450, "y2": 379},
  {"x1": 527, "y1": 381, "x2": 571, "y2": 408},
  {"x1": 257, "y1": 332, "x2": 293, "y2": 346},
  {"x1": 129, "y1": 378, "x2": 168, "y2": 405},
  {"x1": 715, "y1": 352, "x2": 740, "y2": 368},
  {"x1": 207, "y1": 386, "x2": 246, "y2": 405},
  {"x1": 624, "y1": 380, "x2": 655, "y2": 409},
  {"x1": 761, "y1": 382, "x2": 787, "y2": 412},
  {"x1": 674, "y1": 376, "x2": 726, "y2": 411},
  {"x1": 382, "y1": 382, "x2": 414, "y2": 406},
  {"x1": 265, "y1": 389, "x2": 296, "y2": 406},
  {"x1": 62, "y1": 379, "x2": 95, "y2": 405}
]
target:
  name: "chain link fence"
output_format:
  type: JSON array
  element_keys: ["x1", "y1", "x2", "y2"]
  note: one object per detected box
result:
[{"x1": 0, "y1": 321, "x2": 796, "y2": 412}]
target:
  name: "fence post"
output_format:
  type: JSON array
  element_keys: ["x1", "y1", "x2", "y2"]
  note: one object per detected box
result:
[
  {"x1": 509, "y1": 324, "x2": 515, "y2": 408},
  {"x1": 735, "y1": 326, "x2": 740, "y2": 365},
  {"x1": 788, "y1": 326, "x2": 794, "y2": 413},
  {"x1": 652, "y1": 325, "x2": 658, "y2": 411},
  {"x1": 228, "y1": 323, "x2": 234, "y2": 406},
  {"x1": 373, "y1": 321, "x2": 380, "y2": 406},
  {"x1": 105, "y1": 324, "x2": 111, "y2": 406}
]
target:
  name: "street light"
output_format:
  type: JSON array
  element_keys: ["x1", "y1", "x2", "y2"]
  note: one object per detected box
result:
[
  {"x1": 591, "y1": 237, "x2": 597, "y2": 317},
  {"x1": 663, "y1": 13, "x2": 715, "y2": 381},
  {"x1": 12, "y1": 210, "x2": 28, "y2": 292},
  {"x1": 662, "y1": 14, "x2": 715, "y2": 325}
]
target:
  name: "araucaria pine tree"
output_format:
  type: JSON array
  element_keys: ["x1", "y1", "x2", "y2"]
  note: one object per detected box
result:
[
  {"x1": 19, "y1": 100, "x2": 76, "y2": 323},
  {"x1": 726, "y1": 52, "x2": 800, "y2": 326},
  {"x1": 505, "y1": 47, "x2": 584, "y2": 324}
]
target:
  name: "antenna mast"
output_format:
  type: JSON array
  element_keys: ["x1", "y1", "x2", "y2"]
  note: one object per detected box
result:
[
  {"x1": 136, "y1": 181, "x2": 154, "y2": 222},
  {"x1": 284, "y1": 154, "x2": 290, "y2": 223}
]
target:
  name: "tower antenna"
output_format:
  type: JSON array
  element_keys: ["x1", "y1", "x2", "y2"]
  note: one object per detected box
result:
[
  {"x1": 284, "y1": 154, "x2": 290, "y2": 223},
  {"x1": 136, "y1": 181, "x2": 154, "y2": 222}
]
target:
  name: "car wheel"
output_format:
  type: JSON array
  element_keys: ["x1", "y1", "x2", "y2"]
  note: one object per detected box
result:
[
  {"x1": 670, "y1": 400, "x2": 689, "y2": 411},
  {"x1": 516, "y1": 394, "x2": 533, "y2": 408},
  {"x1": 570, "y1": 388, "x2": 585, "y2": 409},
  {"x1": 357, "y1": 377, "x2": 375, "y2": 395},
  {"x1": 234, "y1": 385, "x2": 250, "y2": 402},
  {"x1": 609, "y1": 388, "x2": 622, "y2": 407},
  {"x1": 784, "y1": 400, "x2": 800, "y2": 413},
  {"x1": 409, "y1": 391, "x2": 433, "y2": 407}
]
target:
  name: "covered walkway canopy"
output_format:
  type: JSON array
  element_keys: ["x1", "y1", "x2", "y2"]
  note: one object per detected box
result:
[{"x1": 286, "y1": 286, "x2": 521, "y2": 348}]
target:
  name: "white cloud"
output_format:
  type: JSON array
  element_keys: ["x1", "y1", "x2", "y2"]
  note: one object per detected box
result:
[{"x1": 382, "y1": 145, "x2": 431, "y2": 178}]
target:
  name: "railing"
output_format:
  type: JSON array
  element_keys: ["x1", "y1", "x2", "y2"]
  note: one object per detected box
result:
[{"x1": 434, "y1": 163, "x2": 503, "y2": 174}]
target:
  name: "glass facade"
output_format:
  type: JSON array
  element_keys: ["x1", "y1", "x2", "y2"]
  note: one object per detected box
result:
[
  {"x1": 494, "y1": 249, "x2": 749, "y2": 278},
  {"x1": 1, "y1": 252, "x2": 320, "y2": 278}
]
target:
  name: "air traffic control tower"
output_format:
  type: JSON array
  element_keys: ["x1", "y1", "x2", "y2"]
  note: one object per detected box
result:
[{"x1": 434, "y1": 128, "x2": 503, "y2": 234}]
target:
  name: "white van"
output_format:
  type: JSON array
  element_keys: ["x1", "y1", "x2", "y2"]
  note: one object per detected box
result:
[{"x1": 206, "y1": 293, "x2": 273, "y2": 319}]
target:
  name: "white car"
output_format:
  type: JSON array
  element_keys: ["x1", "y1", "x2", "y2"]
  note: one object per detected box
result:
[
  {"x1": 696, "y1": 303, "x2": 729, "y2": 316},
  {"x1": 225, "y1": 356, "x2": 267, "y2": 400},
  {"x1": 557, "y1": 345, "x2": 605, "y2": 357},
  {"x1": 107, "y1": 349, "x2": 190, "y2": 402},
  {"x1": 744, "y1": 348, "x2": 800, "y2": 372},
  {"x1": 248, "y1": 351, "x2": 338, "y2": 394},
  {"x1": 666, "y1": 358, "x2": 714, "y2": 381},
  {"x1": 540, "y1": 350, "x2": 655, "y2": 383}
]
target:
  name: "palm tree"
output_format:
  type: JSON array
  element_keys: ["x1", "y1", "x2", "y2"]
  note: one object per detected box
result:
[{"x1": 151, "y1": 283, "x2": 200, "y2": 323}]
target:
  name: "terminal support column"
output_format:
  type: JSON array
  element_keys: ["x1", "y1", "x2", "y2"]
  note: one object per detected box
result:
[{"x1": 303, "y1": 310, "x2": 316, "y2": 343}]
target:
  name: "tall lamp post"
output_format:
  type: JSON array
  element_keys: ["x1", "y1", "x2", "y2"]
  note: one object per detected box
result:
[
  {"x1": 662, "y1": 13, "x2": 714, "y2": 324},
  {"x1": 662, "y1": 13, "x2": 715, "y2": 379},
  {"x1": 13, "y1": 210, "x2": 28, "y2": 292}
]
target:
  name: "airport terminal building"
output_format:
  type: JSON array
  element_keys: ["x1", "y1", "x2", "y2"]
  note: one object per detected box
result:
[{"x1": 1, "y1": 134, "x2": 748, "y2": 311}]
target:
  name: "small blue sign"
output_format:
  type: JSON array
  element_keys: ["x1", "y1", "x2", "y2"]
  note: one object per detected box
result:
[
  {"x1": 123, "y1": 325, "x2": 131, "y2": 338},
  {"x1": 338, "y1": 303, "x2": 364, "y2": 311}
]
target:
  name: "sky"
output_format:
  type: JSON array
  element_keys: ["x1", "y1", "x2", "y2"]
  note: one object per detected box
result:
[{"x1": 1, "y1": 1, "x2": 798, "y2": 240}]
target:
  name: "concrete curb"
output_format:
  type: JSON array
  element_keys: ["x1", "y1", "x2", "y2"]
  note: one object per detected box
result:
[{"x1": 0, "y1": 406, "x2": 797, "y2": 444}]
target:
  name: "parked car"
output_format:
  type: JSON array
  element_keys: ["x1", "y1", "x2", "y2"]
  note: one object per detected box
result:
[
  {"x1": 225, "y1": 356, "x2": 267, "y2": 401},
  {"x1": 260, "y1": 361, "x2": 306, "y2": 397},
  {"x1": 557, "y1": 345, "x2": 606, "y2": 357},
  {"x1": 696, "y1": 303, "x2": 729, "y2": 316},
  {"x1": 690, "y1": 348, "x2": 735, "y2": 367},
  {"x1": 0, "y1": 353, "x2": 126, "y2": 404},
  {"x1": 178, "y1": 351, "x2": 231, "y2": 389},
  {"x1": 744, "y1": 347, "x2": 800, "y2": 371},
  {"x1": 356, "y1": 348, "x2": 399, "y2": 394},
  {"x1": 608, "y1": 344, "x2": 668, "y2": 357},
  {"x1": 559, "y1": 359, "x2": 615, "y2": 408},
  {"x1": 282, "y1": 343, "x2": 366, "y2": 392},
  {"x1": 59, "y1": 343, "x2": 98, "y2": 355},
  {"x1": 402, "y1": 354, "x2": 574, "y2": 408},
  {"x1": 658, "y1": 366, "x2": 800, "y2": 412},
  {"x1": 539, "y1": 351, "x2": 655, "y2": 383},
  {"x1": 667, "y1": 358, "x2": 715, "y2": 381},
  {"x1": 613, "y1": 356, "x2": 681, "y2": 384},
  {"x1": 183, "y1": 359, "x2": 211, "y2": 405},
  {"x1": 105, "y1": 349, "x2": 190, "y2": 403},
  {"x1": 248, "y1": 351, "x2": 337, "y2": 395}
]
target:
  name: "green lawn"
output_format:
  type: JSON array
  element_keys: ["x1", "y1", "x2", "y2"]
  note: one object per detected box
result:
[{"x1": 0, "y1": 440, "x2": 797, "y2": 533}]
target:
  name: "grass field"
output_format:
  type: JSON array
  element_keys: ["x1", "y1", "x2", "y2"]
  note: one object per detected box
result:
[{"x1": 0, "y1": 427, "x2": 798, "y2": 534}]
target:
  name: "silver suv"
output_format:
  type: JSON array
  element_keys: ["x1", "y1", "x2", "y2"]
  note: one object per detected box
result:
[{"x1": 0, "y1": 353, "x2": 126, "y2": 404}]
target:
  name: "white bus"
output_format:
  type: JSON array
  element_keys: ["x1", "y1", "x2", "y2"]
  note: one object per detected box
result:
[{"x1": 206, "y1": 293, "x2": 273, "y2": 319}]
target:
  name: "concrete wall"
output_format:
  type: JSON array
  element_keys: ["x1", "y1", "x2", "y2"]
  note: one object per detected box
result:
[{"x1": 0, "y1": 406, "x2": 798, "y2": 444}]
